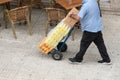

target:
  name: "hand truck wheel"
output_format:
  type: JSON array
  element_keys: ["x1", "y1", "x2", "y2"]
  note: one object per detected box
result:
[
  {"x1": 51, "y1": 49, "x2": 63, "y2": 60},
  {"x1": 57, "y1": 42, "x2": 67, "y2": 52}
]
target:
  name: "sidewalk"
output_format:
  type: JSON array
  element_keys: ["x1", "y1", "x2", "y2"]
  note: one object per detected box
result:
[{"x1": 0, "y1": 9, "x2": 120, "y2": 80}]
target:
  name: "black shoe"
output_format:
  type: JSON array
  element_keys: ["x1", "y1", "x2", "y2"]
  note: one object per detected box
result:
[
  {"x1": 98, "y1": 60, "x2": 112, "y2": 65},
  {"x1": 68, "y1": 57, "x2": 82, "y2": 64}
]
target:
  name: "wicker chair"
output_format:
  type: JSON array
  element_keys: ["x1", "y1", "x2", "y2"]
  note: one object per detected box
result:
[
  {"x1": 5, "y1": 6, "x2": 32, "y2": 39},
  {"x1": 45, "y1": 7, "x2": 66, "y2": 36},
  {"x1": 18, "y1": 0, "x2": 41, "y2": 21}
]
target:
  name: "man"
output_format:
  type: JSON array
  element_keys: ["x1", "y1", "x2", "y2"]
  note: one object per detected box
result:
[{"x1": 68, "y1": 0, "x2": 111, "y2": 64}]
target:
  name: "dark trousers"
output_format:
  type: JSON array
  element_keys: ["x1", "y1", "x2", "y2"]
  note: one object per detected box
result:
[{"x1": 75, "y1": 31, "x2": 110, "y2": 62}]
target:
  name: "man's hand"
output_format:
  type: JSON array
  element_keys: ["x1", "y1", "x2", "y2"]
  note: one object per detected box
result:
[{"x1": 69, "y1": 14, "x2": 80, "y2": 21}]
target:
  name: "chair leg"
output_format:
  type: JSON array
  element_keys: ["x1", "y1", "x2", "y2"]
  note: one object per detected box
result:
[
  {"x1": 29, "y1": 6, "x2": 32, "y2": 21},
  {"x1": 3, "y1": 5, "x2": 7, "y2": 28},
  {"x1": 11, "y1": 22, "x2": 17, "y2": 39},
  {"x1": 4, "y1": 11, "x2": 8, "y2": 29},
  {"x1": 26, "y1": 17, "x2": 32, "y2": 35},
  {"x1": 3, "y1": 3, "x2": 10, "y2": 28},
  {"x1": 71, "y1": 28, "x2": 75, "y2": 41}
]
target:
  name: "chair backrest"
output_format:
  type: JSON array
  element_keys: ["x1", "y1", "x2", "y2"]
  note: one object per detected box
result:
[
  {"x1": 7, "y1": 6, "x2": 29, "y2": 22},
  {"x1": 45, "y1": 8, "x2": 66, "y2": 21}
]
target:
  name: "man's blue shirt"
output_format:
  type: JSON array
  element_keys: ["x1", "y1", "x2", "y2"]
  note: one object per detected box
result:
[{"x1": 78, "y1": 0, "x2": 103, "y2": 32}]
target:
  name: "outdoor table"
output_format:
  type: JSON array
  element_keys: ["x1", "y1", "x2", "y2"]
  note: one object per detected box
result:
[
  {"x1": 0, "y1": 0, "x2": 12, "y2": 5},
  {"x1": 55, "y1": 0, "x2": 82, "y2": 10},
  {"x1": 0, "y1": 0, "x2": 12, "y2": 27}
]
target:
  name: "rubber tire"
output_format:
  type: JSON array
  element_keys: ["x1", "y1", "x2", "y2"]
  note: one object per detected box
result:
[
  {"x1": 51, "y1": 50, "x2": 63, "y2": 60},
  {"x1": 57, "y1": 42, "x2": 67, "y2": 52}
]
